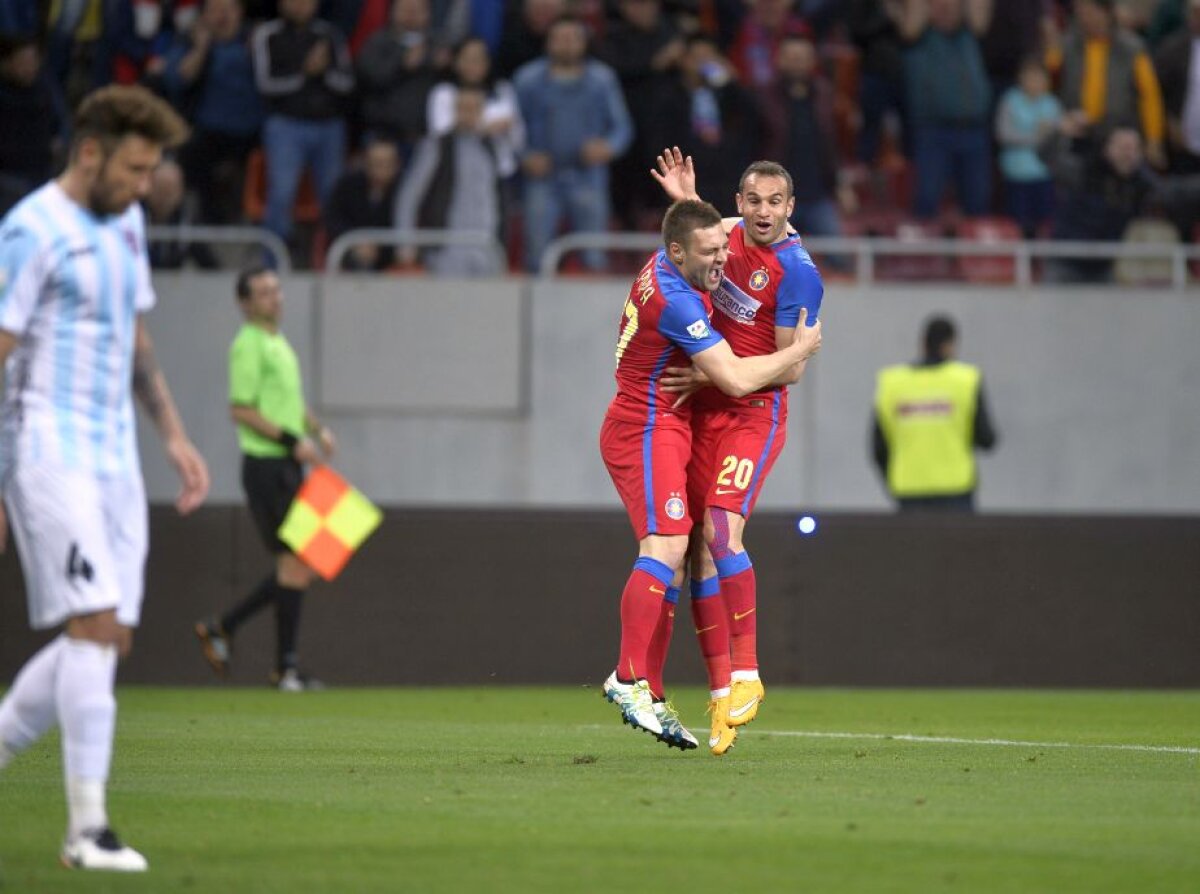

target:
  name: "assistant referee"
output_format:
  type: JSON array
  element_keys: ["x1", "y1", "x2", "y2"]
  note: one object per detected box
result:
[{"x1": 195, "y1": 265, "x2": 335, "y2": 689}]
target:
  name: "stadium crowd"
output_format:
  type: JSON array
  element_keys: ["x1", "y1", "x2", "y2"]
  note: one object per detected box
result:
[{"x1": 3, "y1": 0, "x2": 1200, "y2": 279}]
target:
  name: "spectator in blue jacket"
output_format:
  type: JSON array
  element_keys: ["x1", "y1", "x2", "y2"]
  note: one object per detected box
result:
[
  {"x1": 163, "y1": 0, "x2": 264, "y2": 227},
  {"x1": 514, "y1": 15, "x2": 632, "y2": 272}
]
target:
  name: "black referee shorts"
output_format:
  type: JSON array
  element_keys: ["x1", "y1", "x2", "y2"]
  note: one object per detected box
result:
[{"x1": 242, "y1": 454, "x2": 304, "y2": 554}]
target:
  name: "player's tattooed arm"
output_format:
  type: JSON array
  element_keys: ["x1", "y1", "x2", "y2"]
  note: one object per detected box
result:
[
  {"x1": 133, "y1": 318, "x2": 210, "y2": 513},
  {"x1": 132, "y1": 320, "x2": 171, "y2": 426}
]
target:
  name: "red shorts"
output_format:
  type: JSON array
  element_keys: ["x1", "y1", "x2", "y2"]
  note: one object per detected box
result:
[
  {"x1": 600, "y1": 413, "x2": 694, "y2": 540},
  {"x1": 687, "y1": 401, "x2": 787, "y2": 521}
]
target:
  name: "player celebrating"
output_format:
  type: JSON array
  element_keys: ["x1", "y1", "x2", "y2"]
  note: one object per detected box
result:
[
  {"x1": 600, "y1": 198, "x2": 821, "y2": 751},
  {"x1": 651, "y1": 148, "x2": 824, "y2": 755},
  {"x1": 0, "y1": 86, "x2": 210, "y2": 870}
]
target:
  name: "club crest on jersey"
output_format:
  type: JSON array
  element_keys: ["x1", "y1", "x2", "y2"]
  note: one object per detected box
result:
[
  {"x1": 665, "y1": 494, "x2": 686, "y2": 520},
  {"x1": 749, "y1": 268, "x2": 770, "y2": 291},
  {"x1": 686, "y1": 319, "x2": 711, "y2": 339}
]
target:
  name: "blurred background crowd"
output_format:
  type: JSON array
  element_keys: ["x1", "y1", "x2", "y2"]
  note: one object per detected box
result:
[{"x1": 3, "y1": 0, "x2": 1200, "y2": 280}]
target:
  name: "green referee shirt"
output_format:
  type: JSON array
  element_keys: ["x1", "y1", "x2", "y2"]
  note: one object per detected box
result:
[{"x1": 229, "y1": 322, "x2": 306, "y2": 458}]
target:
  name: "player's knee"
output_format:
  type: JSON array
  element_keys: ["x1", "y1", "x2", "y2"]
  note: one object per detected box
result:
[
  {"x1": 65, "y1": 610, "x2": 124, "y2": 648},
  {"x1": 703, "y1": 509, "x2": 744, "y2": 558},
  {"x1": 640, "y1": 533, "x2": 689, "y2": 571}
]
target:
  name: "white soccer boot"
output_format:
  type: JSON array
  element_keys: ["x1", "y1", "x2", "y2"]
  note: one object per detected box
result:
[
  {"x1": 61, "y1": 827, "x2": 148, "y2": 872},
  {"x1": 602, "y1": 672, "x2": 664, "y2": 737}
]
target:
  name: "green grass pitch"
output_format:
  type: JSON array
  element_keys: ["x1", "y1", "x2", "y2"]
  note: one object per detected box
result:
[{"x1": 1, "y1": 687, "x2": 1197, "y2": 893}]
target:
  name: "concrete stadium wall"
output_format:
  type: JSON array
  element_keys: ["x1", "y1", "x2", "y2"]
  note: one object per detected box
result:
[
  {"x1": 137, "y1": 273, "x2": 1200, "y2": 513},
  {"x1": 2, "y1": 511, "x2": 1197, "y2": 687}
]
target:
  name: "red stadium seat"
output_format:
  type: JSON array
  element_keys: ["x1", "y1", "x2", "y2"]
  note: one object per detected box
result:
[
  {"x1": 956, "y1": 216, "x2": 1022, "y2": 284},
  {"x1": 876, "y1": 218, "x2": 955, "y2": 282}
]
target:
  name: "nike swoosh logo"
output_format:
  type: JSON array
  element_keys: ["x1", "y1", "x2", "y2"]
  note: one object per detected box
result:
[
  {"x1": 668, "y1": 610, "x2": 675, "y2": 619},
  {"x1": 733, "y1": 608, "x2": 756, "y2": 621},
  {"x1": 709, "y1": 735, "x2": 722, "y2": 747},
  {"x1": 695, "y1": 624, "x2": 719, "y2": 635},
  {"x1": 729, "y1": 697, "x2": 759, "y2": 718},
  {"x1": 714, "y1": 487, "x2": 741, "y2": 495},
  {"x1": 649, "y1": 586, "x2": 666, "y2": 595}
]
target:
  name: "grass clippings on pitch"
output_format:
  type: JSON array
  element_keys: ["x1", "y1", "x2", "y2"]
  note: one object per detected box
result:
[{"x1": 0, "y1": 687, "x2": 1197, "y2": 894}]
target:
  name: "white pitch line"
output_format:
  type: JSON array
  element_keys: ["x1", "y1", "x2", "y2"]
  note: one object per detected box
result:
[{"x1": 762, "y1": 730, "x2": 1200, "y2": 756}]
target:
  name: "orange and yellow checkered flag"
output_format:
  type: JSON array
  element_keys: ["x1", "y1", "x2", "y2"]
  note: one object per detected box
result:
[{"x1": 277, "y1": 466, "x2": 382, "y2": 581}]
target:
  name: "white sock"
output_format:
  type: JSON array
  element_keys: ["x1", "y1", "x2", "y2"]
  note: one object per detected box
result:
[
  {"x1": 0, "y1": 634, "x2": 67, "y2": 759},
  {"x1": 56, "y1": 637, "x2": 118, "y2": 839},
  {"x1": 710, "y1": 687, "x2": 730, "y2": 699},
  {"x1": 66, "y1": 777, "x2": 107, "y2": 840},
  {"x1": 731, "y1": 670, "x2": 760, "y2": 683}
]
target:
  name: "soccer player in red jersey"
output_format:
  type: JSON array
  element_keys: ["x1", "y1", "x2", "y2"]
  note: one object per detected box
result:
[
  {"x1": 651, "y1": 148, "x2": 824, "y2": 754},
  {"x1": 599, "y1": 198, "x2": 822, "y2": 750}
]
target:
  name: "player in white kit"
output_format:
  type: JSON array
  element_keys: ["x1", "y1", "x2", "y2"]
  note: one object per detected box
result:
[{"x1": 0, "y1": 85, "x2": 210, "y2": 872}]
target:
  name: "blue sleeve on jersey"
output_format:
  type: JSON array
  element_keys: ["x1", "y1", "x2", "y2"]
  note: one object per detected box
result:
[
  {"x1": 0, "y1": 221, "x2": 43, "y2": 333},
  {"x1": 657, "y1": 288, "x2": 724, "y2": 357},
  {"x1": 775, "y1": 245, "x2": 825, "y2": 328}
]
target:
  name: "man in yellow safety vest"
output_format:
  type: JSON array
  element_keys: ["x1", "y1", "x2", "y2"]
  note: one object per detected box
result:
[{"x1": 872, "y1": 315, "x2": 998, "y2": 511}]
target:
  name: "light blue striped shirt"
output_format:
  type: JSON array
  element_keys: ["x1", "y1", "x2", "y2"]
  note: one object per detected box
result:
[{"x1": 0, "y1": 181, "x2": 155, "y2": 483}]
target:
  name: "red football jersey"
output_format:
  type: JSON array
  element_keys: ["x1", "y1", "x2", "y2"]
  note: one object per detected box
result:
[
  {"x1": 697, "y1": 221, "x2": 824, "y2": 413},
  {"x1": 606, "y1": 248, "x2": 725, "y2": 427}
]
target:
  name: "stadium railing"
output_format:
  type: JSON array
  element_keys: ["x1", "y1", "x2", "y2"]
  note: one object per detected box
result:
[
  {"x1": 146, "y1": 224, "x2": 292, "y2": 274},
  {"x1": 536, "y1": 232, "x2": 1200, "y2": 290},
  {"x1": 323, "y1": 228, "x2": 507, "y2": 275}
]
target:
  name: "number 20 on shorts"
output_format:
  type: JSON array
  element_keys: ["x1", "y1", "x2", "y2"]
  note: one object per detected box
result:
[{"x1": 717, "y1": 455, "x2": 755, "y2": 490}]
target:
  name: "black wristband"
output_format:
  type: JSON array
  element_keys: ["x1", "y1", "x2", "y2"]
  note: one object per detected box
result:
[{"x1": 277, "y1": 431, "x2": 299, "y2": 451}]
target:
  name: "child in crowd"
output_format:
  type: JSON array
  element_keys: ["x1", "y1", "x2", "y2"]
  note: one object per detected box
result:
[{"x1": 995, "y1": 56, "x2": 1063, "y2": 237}]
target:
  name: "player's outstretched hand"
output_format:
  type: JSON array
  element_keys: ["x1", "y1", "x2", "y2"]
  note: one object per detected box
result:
[
  {"x1": 660, "y1": 363, "x2": 710, "y2": 408},
  {"x1": 167, "y1": 436, "x2": 210, "y2": 515},
  {"x1": 792, "y1": 309, "x2": 822, "y2": 359},
  {"x1": 651, "y1": 146, "x2": 699, "y2": 203}
]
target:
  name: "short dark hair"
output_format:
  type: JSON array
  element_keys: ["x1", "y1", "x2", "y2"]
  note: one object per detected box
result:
[
  {"x1": 662, "y1": 199, "x2": 722, "y2": 251},
  {"x1": 0, "y1": 32, "x2": 38, "y2": 63},
  {"x1": 923, "y1": 315, "x2": 957, "y2": 358},
  {"x1": 547, "y1": 14, "x2": 588, "y2": 39},
  {"x1": 236, "y1": 264, "x2": 273, "y2": 302},
  {"x1": 72, "y1": 85, "x2": 189, "y2": 156},
  {"x1": 738, "y1": 160, "x2": 794, "y2": 198}
]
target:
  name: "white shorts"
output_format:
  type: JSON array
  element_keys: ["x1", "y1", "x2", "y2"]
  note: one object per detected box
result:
[{"x1": 5, "y1": 464, "x2": 148, "y2": 630}]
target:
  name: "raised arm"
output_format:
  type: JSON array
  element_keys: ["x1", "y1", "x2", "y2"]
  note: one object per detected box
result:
[
  {"x1": 651, "y1": 145, "x2": 700, "y2": 202},
  {"x1": 133, "y1": 318, "x2": 210, "y2": 514}
]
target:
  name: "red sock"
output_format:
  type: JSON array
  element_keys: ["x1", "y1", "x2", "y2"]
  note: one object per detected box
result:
[
  {"x1": 690, "y1": 578, "x2": 731, "y2": 692},
  {"x1": 617, "y1": 566, "x2": 671, "y2": 681},
  {"x1": 721, "y1": 565, "x2": 758, "y2": 673},
  {"x1": 644, "y1": 588, "x2": 678, "y2": 699}
]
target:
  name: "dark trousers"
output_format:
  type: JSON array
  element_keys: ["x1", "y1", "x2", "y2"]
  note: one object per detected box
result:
[{"x1": 897, "y1": 493, "x2": 976, "y2": 513}]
